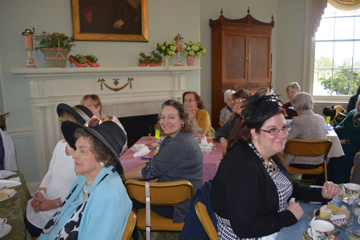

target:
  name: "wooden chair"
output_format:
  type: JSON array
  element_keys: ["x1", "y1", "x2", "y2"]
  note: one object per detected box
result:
[
  {"x1": 122, "y1": 210, "x2": 137, "y2": 240},
  {"x1": 350, "y1": 166, "x2": 355, "y2": 181},
  {"x1": 333, "y1": 105, "x2": 346, "y2": 127},
  {"x1": 194, "y1": 202, "x2": 219, "y2": 240},
  {"x1": 284, "y1": 139, "x2": 332, "y2": 184},
  {"x1": 124, "y1": 180, "x2": 194, "y2": 235}
]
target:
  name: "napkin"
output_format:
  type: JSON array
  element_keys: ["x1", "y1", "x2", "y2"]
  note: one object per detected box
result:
[
  {"x1": 0, "y1": 170, "x2": 16, "y2": 179},
  {"x1": 0, "y1": 177, "x2": 21, "y2": 189},
  {"x1": 201, "y1": 136, "x2": 210, "y2": 147},
  {"x1": 133, "y1": 146, "x2": 151, "y2": 157}
]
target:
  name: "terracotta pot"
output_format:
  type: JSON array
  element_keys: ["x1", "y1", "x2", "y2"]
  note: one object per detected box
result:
[
  {"x1": 138, "y1": 62, "x2": 148, "y2": 67},
  {"x1": 149, "y1": 60, "x2": 163, "y2": 67},
  {"x1": 186, "y1": 55, "x2": 195, "y2": 66}
]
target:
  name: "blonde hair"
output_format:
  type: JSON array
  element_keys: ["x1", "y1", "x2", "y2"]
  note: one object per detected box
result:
[
  {"x1": 59, "y1": 110, "x2": 81, "y2": 124},
  {"x1": 286, "y1": 82, "x2": 301, "y2": 92},
  {"x1": 80, "y1": 94, "x2": 102, "y2": 116}
]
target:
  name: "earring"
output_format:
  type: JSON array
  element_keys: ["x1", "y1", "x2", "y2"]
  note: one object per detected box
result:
[
  {"x1": 99, "y1": 162, "x2": 105, "y2": 168},
  {"x1": 182, "y1": 123, "x2": 185, "y2": 128}
]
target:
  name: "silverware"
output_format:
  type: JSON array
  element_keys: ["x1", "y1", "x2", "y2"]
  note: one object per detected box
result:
[{"x1": 333, "y1": 230, "x2": 340, "y2": 236}]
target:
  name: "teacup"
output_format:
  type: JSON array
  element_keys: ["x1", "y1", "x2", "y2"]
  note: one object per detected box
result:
[
  {"x1": 307, "y1": 220, "x2": 334, "y2": 240},
  {"x1": 350, "y1": 198, "x2": 360, "y2": 217},
  {"x1": 0, "y1": 218, "x2": 7, "y2": 232},
  {"x1": 343, "y1": 183, "x2": 360, "y2": 200}
]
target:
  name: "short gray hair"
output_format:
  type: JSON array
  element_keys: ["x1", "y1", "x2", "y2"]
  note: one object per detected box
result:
[
  {"x1": 224, "y1": 89, "x2": 236, "y2": 102},
  {"x1": 292, "y1": 92, "x2": 314, "y2": 111},
  {"x1": 286, "y1": 82, "x2": 301, "y2": 93}
]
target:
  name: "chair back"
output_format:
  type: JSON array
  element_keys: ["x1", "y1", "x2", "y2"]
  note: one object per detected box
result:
[
  {"x1": 194, "y1": 202, "x2": 219, "y2": 240},
  {"x1": 283, "y1": 139, "x2": 332, "y2": 159},
  {"x1": 122, "y1": 210, "x2": 137, "y2": 240},
  {"x1": 333, "y1": 105, "x2": 346, "y2": 126},
  {"x1": 125, "y1": 180, "x2": 194, "y2": 205}
]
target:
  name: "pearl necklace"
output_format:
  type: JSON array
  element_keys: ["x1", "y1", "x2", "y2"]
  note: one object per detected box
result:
[
  {"x1": 82, "y1": 184, "x2": 90, "y2": 200},
  {"x1": 353, "y1": 113, "x2": 360, "y2": 128},
  {"x1": 248, "y1": 143, "x2": 277, "y2": 173}
]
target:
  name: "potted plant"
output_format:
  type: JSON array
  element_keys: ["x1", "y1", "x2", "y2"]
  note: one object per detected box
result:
[
  {"x1": 149, "y1": 51, "x2": 163, "y2": 66},
  {"x1": 34, "y1": 31, "x2": 75, "y2": 68},
  {"x1": 153, "y1": 40, "x2": 178, "y2": 66},
  {"x1": 181, "y1": 41, "x2": 206, "y2": 66},
  {"x1": 84, "y1": 55, "x2": 99, "y2": 67},
  {"x1": 138, "y1": 52, "x2": 150, "y2": 67}
]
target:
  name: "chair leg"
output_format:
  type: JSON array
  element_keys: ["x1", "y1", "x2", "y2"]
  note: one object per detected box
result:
[{"x1": 323, "y1": 161, "x2": 328, "y2": 182}]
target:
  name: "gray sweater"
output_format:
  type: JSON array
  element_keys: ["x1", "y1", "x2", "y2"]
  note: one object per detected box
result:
[{"x1": 142, "y1": 131, "x2": 203, "y2": 222}]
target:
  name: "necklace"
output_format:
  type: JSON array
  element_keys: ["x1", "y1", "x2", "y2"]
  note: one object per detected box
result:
[
  {"x1": 248, "y1": 143, "x2": 277, "y2": 173},
  {"x1": 82, "y1": 184, "x2": 90, "y2": 200},
  {"x1": 353, "y1": 113, "x2": 360, "y2": 128}
]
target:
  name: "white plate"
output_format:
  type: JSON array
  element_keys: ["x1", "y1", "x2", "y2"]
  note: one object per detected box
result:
[
  {"x1": 0, "y1": 189, "x2": 16, "y2": 202},
  {"x1": 131, "y1": 144, "x2": 146, "y2": 152},
  {"x1": 0, "y1": 224, "x2": 11, "y2": 238}
]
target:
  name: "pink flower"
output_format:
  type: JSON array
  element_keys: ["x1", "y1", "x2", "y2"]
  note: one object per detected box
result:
[
  {"x1": 42, "y1": 31, "x2": 46, "y2": 34},
  {"x1": 152, "y1": 50, "x2": 155, "y2": 53},
  {"x1": 61, "y1": 33, "x2": 65, "y2": 36},
  {"x1": 49, "y1": 34, "x2": 53, "y2": 37},
  {"x1": 140, "y1": 52, "x2": 144, "y2": 54}
]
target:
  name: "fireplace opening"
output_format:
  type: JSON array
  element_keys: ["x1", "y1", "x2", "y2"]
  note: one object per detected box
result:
[{"x1": 118, "y1": 114, "x2": 159, "y2": 147}]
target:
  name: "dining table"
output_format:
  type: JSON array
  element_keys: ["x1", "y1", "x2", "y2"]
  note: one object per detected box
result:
[
  {"x1": 120, "y1": 136, "x2": 223, "y2": 183},
  {"x1": 277, "y1": 188, "x2": 360, "y2": 240},
  {"x1": 0, "y1": 171, "x2": 33, "y2": 240},
  {"x1": 326, "y1": 128, "x2": 345, "y2": 158}
]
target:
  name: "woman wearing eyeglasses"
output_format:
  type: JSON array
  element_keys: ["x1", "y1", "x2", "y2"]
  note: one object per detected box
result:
[
  {"x1": 215, "y1": 89, "x2": 252, "y2": 155},
  {"x1": 211, "y1": 88, "x2": 340, "y2": 239},
  {"x1": 183, "y1": 91, "x2": 211, "y2": 137},
  {"x1": 286, "y1": 92, "x2": 327, "y2": 170}
]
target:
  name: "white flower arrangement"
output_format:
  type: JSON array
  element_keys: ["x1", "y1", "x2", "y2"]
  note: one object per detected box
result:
[
  {"x1": 153, "y1": 40, "x2": 178, "y2": 58},
  {"x1": 181, "y1": 41, "x2": 206, "y2": 59}
]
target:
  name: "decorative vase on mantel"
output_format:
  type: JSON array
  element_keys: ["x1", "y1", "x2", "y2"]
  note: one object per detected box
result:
[
  {"x1": 164, "y1": 57, "x2": 170, "y2": 67},
  {"x1": 186, "y1": 55, "x2": 195, "y2": 66}
]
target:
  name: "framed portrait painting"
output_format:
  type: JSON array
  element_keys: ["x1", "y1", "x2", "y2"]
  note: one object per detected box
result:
[{"x1": 71, "y1": 0, "x2": 148, "y2": 42}]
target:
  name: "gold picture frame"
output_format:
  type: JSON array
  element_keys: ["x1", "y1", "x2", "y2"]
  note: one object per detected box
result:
[{"x1": 71, "y1": 0, "x2": 148, "y2": 42}]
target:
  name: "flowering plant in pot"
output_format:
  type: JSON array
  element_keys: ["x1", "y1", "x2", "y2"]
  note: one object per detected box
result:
[
  {"x1": 138, "y1": 52, "x2": 150, "y2": 67},
  {"x1": 34, "y1": 31, "x2": 75, "y2": 67},
  {"x1": 149, "y1": 51, "x2": 163, "y2": 66},
  {"x1": 153, "y1": 40, "x2": 178, "y2": 66},
  {"x1": 182, "y1": 41, "x2": 206, "y2": 66}
]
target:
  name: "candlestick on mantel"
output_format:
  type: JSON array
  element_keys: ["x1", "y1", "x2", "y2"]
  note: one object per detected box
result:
[
  {"x1": 175, "y1": 34, "x2": 183, "y2": 66},
  {"x1": 23, "y1": 28, "x2": 36, "y2": 68}
]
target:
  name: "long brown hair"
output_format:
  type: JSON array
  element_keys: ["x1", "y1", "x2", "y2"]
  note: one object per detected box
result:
[
  {"x1": 227, "y1": 107, "x2": 287, "y2": 167},
  {"x1": 182, "y1": 91, "x2": 205, "y2": 109}
]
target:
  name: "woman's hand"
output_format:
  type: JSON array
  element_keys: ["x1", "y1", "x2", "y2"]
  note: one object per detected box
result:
[
  {"x1": 34, "y1": 198, "x2": 59, "y2": 212},
  {"x1": 31, "y1": 189, "x2": 45, "y2": 208},
  {"x1": 219, "y1": 138, "x2": 228, "y2": 156},
  {"x1": 286, "y1": 202, "x2": 303, "y2": 220},
  {"x1": 322, "y1": 181, "x2": 341, "y2": 199},
  {"x1": 340, "y1": 139, "x2": 350, "y2": 144}
]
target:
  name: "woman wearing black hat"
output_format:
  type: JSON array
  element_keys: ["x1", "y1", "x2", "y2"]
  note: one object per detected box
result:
[
  {"x1": 210, "y1": 88, "x2": 340, "y2": 239},
  {"x1": 25, "y1": 104, "x2": 93, "y2": 237},
  {"x1": 38, "y1": 120, "x2": 132, "y2": 239}
]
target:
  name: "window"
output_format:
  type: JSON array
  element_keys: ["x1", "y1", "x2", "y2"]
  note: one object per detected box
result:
[{"x1": 313, "y1": 4, "x2": 360, "y2": 97}]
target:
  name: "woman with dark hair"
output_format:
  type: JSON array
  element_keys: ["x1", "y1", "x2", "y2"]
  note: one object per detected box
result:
[
  {"x1": 347, "y1": 84, "x2": 360, "y2": 113},
  {"x1": 124, "y1": 99, "x2": 203, "y2": 223},
  {"x1": 183, "y1": 91, "x2": 211, "y2": 137},
  {"x1": 215, "y1": 88, "x2": 252, "y2": 155},
  {"x1": 211, "y1": 88, "x2": 340, "y2": 239},
  {"x1": 25, "y1": 104, "x2": 93, "y2": 238},
  {"x1": 38, "y1": 121, "x2": 131, "y2": 239}
]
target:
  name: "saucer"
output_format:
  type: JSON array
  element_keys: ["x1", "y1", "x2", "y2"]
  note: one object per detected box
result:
[
  {"x1": 338, "y1": 193, "x2": 349, "y2": 203},
  {"x1": 0, "y1": 224, "x2": 11, "y2": 238},
  {"x1": 301, "y1": 228, "x2": 338, "y2": 240}
]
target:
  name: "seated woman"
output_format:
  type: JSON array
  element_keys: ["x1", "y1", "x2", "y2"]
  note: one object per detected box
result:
[
  {"x1": 38, "y1": 121, "x2": 131, "y2": 239},
  {"x1": 330, "y1": 96, "x2": 360, "y2": 183},
  {"x1": 80, "y1": 94, "x2": 127, "y2": 150},
  {"x1": 0, "y1": 128, "x2": 18, "y2": 171},
  {"x1": 215, "y1": 88, "x2": 252, "y2": 155},
  {"x1": 183, "y1": 91, "x2": 211, "y2": 137},
  {"x1": 347, "y1": 84, "x2": 360, "y2": 113},
  {"x1": 211, "y1": 88, "x2": 340, "y2": 239},
  {"x1": 286, "y1": 92, "x2": 327, "y2": 169},
  {"x1": 350, "y1": 152, "x2": 360, "y2": 184},
  {"x1": 25, "y1": 104, "x2": 93, "y2": 237},
  {"x1": 124, "y1": 100, "x2": 203, "y2": 223},
  {"x1": 283, "y1": 82, "x2": 300, "y2": 119},
  {"x1": 219, "y1": 89, "x2": 235, "y2": 124}
]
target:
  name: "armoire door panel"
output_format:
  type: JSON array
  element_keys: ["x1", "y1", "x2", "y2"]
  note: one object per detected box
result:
[
  {"x1": 249, "y1": 36, "x2": 270, "y2": 81},
  {"x1": 224, "y1": 34, "x2": 246, "y2": 80}
]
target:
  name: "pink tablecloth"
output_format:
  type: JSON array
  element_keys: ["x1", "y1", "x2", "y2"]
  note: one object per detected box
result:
[{"x1": 120, "y1": 136, "x2": 223, "y2": 183}]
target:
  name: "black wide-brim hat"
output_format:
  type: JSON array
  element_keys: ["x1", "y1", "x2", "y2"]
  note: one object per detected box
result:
[
  {"x1": 61, "y1": 121, "x2": 126, "y2": 174},
  {"x1": 57, "y1": 103, "x2": 93, "y2": 125},
  {"x1": 242, "y1": 88, "x2": 283, "y2": 123}
]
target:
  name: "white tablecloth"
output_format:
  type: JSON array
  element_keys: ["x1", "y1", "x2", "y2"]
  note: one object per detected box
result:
[{"x1": 326, "y1": 129, "x2": 344, "y2": 158}]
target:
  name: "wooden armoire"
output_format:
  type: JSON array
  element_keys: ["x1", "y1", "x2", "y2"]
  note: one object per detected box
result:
[{"x1": 209, "y1": 8, "x2": 274, "y2": 129}]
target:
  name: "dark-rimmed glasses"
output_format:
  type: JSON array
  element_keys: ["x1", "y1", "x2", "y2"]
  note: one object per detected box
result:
[{"x1": 260, "y1": 125, "x2": 291, "y2": 135}]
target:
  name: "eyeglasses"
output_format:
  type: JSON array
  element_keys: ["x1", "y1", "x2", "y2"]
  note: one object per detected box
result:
[
  {"x1": 260, "y1": 125, "x2": 291, "y2": 135},
  {"x1": 84, "y1": 103, "x2": 94, "y2": 108},
  {"x1": 234, "y1": 99, "x2": 245, "y2": 104},
  {"x1": 184, "y1": 99, "x2": 196, "y2": 103}
]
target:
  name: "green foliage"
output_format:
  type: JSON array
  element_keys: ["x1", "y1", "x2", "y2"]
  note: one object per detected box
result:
[
  {"x1": 34, "y1": 31, "x2": 75, "y2": 50},
  {"x1": 71, "y1": 54, "x2": 86, "y2": 64},
  {"x1": 318, "y1": 64, "x2": 360, "y2": 95},
  {"x1": 84, "y1": 55, "x2": 98, "y2": 63}
]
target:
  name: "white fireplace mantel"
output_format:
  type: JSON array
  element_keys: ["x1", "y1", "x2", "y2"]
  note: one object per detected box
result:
[{"x1": 11, "y1": 66, "x2": 200, "y2": 180}]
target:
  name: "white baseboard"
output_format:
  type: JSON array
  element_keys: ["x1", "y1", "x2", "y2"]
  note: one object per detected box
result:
[{"x1": 27, "y1": 181, "x2": 40, "y2": 197}]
